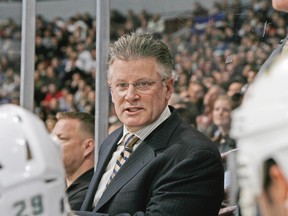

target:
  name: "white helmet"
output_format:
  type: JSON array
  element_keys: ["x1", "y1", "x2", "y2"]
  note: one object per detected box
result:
[
  {"x1": 230, "y1": 56, "x2": 288, "y2": 214},
  {"x1": 0, "y1": 104, "x2": 71, "y2": 216}
]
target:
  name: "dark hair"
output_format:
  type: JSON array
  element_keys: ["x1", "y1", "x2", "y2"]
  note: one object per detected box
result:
[{"x1": 56, "y1": 112, "x2": 95, "y2": 138}]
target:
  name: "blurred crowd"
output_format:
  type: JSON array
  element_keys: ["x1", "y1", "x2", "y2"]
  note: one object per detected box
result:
[{"x1": 0, "y1": 0, "x2": 286, "y2": 150}]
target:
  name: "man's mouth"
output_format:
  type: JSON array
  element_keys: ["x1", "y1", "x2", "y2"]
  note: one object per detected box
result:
[{"x1": 125, "y1": 107, "x2": 141, "y2": 112}]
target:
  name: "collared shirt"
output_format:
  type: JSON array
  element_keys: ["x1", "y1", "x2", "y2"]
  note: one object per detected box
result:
[{"x1": 93, "y1": 106, "x2": 171, "y2": 207}]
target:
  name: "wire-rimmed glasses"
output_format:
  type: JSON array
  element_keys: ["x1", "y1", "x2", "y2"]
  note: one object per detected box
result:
[{"x1": 109, "y1": 79, "x2": 166, "y2": 95}]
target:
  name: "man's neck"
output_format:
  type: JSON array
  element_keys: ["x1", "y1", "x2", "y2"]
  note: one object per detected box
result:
[{"x1": 66, "y1": 163, "x2": 94, "y2": 188}]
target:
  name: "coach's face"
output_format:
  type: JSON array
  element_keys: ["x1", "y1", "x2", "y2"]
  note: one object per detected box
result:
[{"x1": 109, "y1": 57, "x2": 173, "y2": 132}]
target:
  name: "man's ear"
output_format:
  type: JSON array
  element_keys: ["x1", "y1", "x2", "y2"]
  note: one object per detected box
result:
[
  {"x1": 83, "y1": 138, "x2": 95, "y2": 158},
  {"x1": 165, "y1": 78, "x2": 174, "y2": 100},
  {"x1": 108, "y1": 81, "x2": 116, "y2": 104}
]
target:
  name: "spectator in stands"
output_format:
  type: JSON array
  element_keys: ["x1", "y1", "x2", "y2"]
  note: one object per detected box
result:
[
  {"x1": 52, "y1": 111, "x2": 95, "y2": 211},
  {"x1": 211, "y1": 95, "x2": 236, "y2": 155},
  {"x1": 192, "y1": 1, "x2": 208, "y2": 16},
  {"x1": 67, "y1": 16, "x2": 88, "y2": 42},
  {"x1": 136, "y1": 18, "x2": 148, "y2": 34},
  {"x1": 226, "y1": 79, "x2": 244, "y2": 98},
  {"x1": 41, "y1": 83, "x2": 63, "y2": 112},
  {"x1": 226, "y1": 79, "x2": 245, "y2": 109},
  {"x1": 75, "y1": 42, "x2": 92, "y2": 73},
  {"x1": 147, "y1": 14, "x2": 165, "y2": 35},
  {"x1": 0, "y1": 67, "x2": 20, "y2": 104},
  {"x1": 186, "y1": 80, "x2": 206, "y2": 114},
  {"x1": 45, "y1": 114, "x2": 57, "y2": 133},
  {"x1": 196, "y1": 84, "x2": 225, "y2": 138},
  {"x1": 241, "y1": 66, "x2": 258, "y2": 93}
]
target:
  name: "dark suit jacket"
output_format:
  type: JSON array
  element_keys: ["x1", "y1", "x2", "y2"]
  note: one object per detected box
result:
[
  {"x1": 76, "y1": 107, "x2": 224, "y2": 216},
  {"x1": 67, "y1": 168, "x2": 94, "y2": 210}
]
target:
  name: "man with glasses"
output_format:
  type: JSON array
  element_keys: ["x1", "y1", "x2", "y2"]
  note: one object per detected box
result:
[
  {"x1": 52, "y1": 112, "x2": 95, "y2": 210},
  {"x1": 76, "y1": 33, "x2": 224, "y2": 216}
]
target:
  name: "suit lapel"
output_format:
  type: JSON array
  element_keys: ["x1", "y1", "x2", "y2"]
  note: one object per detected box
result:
[
  {"x1": 94, "y1": 107, "x2": 182, "y2": 211},
  {"x1": 81, "y1": 128, "x2": 123, "y2": 210},
  {"x1": 94, "y1": 140, "x2": 155, "y2": 211}
]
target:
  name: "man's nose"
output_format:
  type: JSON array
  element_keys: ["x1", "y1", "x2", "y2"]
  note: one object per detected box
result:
[{"x1": 125, "y1": 84, "x2": 139, "y2": 99}]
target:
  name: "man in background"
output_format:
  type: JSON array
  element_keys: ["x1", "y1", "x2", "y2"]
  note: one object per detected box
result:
[{"x1": 52, "y1": 111, "x2": 95, "y2": 210}]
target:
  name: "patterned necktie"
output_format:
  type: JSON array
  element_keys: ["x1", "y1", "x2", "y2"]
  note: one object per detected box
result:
[{"x1": 107, "y1": 133, "x2": 139, "y2": 186}]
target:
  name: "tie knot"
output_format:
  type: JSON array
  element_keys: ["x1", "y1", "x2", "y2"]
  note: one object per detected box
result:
[{"x1": 124, "y1": 133, "x2": 139, "y2": 149}]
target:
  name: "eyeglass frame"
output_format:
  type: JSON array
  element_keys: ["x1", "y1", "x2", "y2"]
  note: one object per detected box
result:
[{"x1": 108, "y1": 78, "x2": 167, "y2": 95}]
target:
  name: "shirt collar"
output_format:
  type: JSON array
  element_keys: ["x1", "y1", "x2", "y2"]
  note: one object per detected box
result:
[{"x1": 118, "y1": 106, "x2": 171, "y2": 145}]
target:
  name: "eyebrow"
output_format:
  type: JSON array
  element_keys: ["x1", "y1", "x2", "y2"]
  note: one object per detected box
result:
[{"x1": 115, "y1": 78, "x2": 156, "y2": 82}]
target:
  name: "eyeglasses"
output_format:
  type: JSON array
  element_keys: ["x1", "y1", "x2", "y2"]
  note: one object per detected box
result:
[{"x1": 110, "y1": 79, "x2": 166, "y2": 95}]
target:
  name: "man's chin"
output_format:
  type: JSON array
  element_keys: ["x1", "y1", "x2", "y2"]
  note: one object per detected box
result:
[{"x1": 125, "y1": 123, "x2": 143, "y2": 132}]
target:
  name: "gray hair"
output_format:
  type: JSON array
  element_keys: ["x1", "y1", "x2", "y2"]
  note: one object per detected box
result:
[{"x1": 107, "y1": 33, "x2": 173, "y2": 80}]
